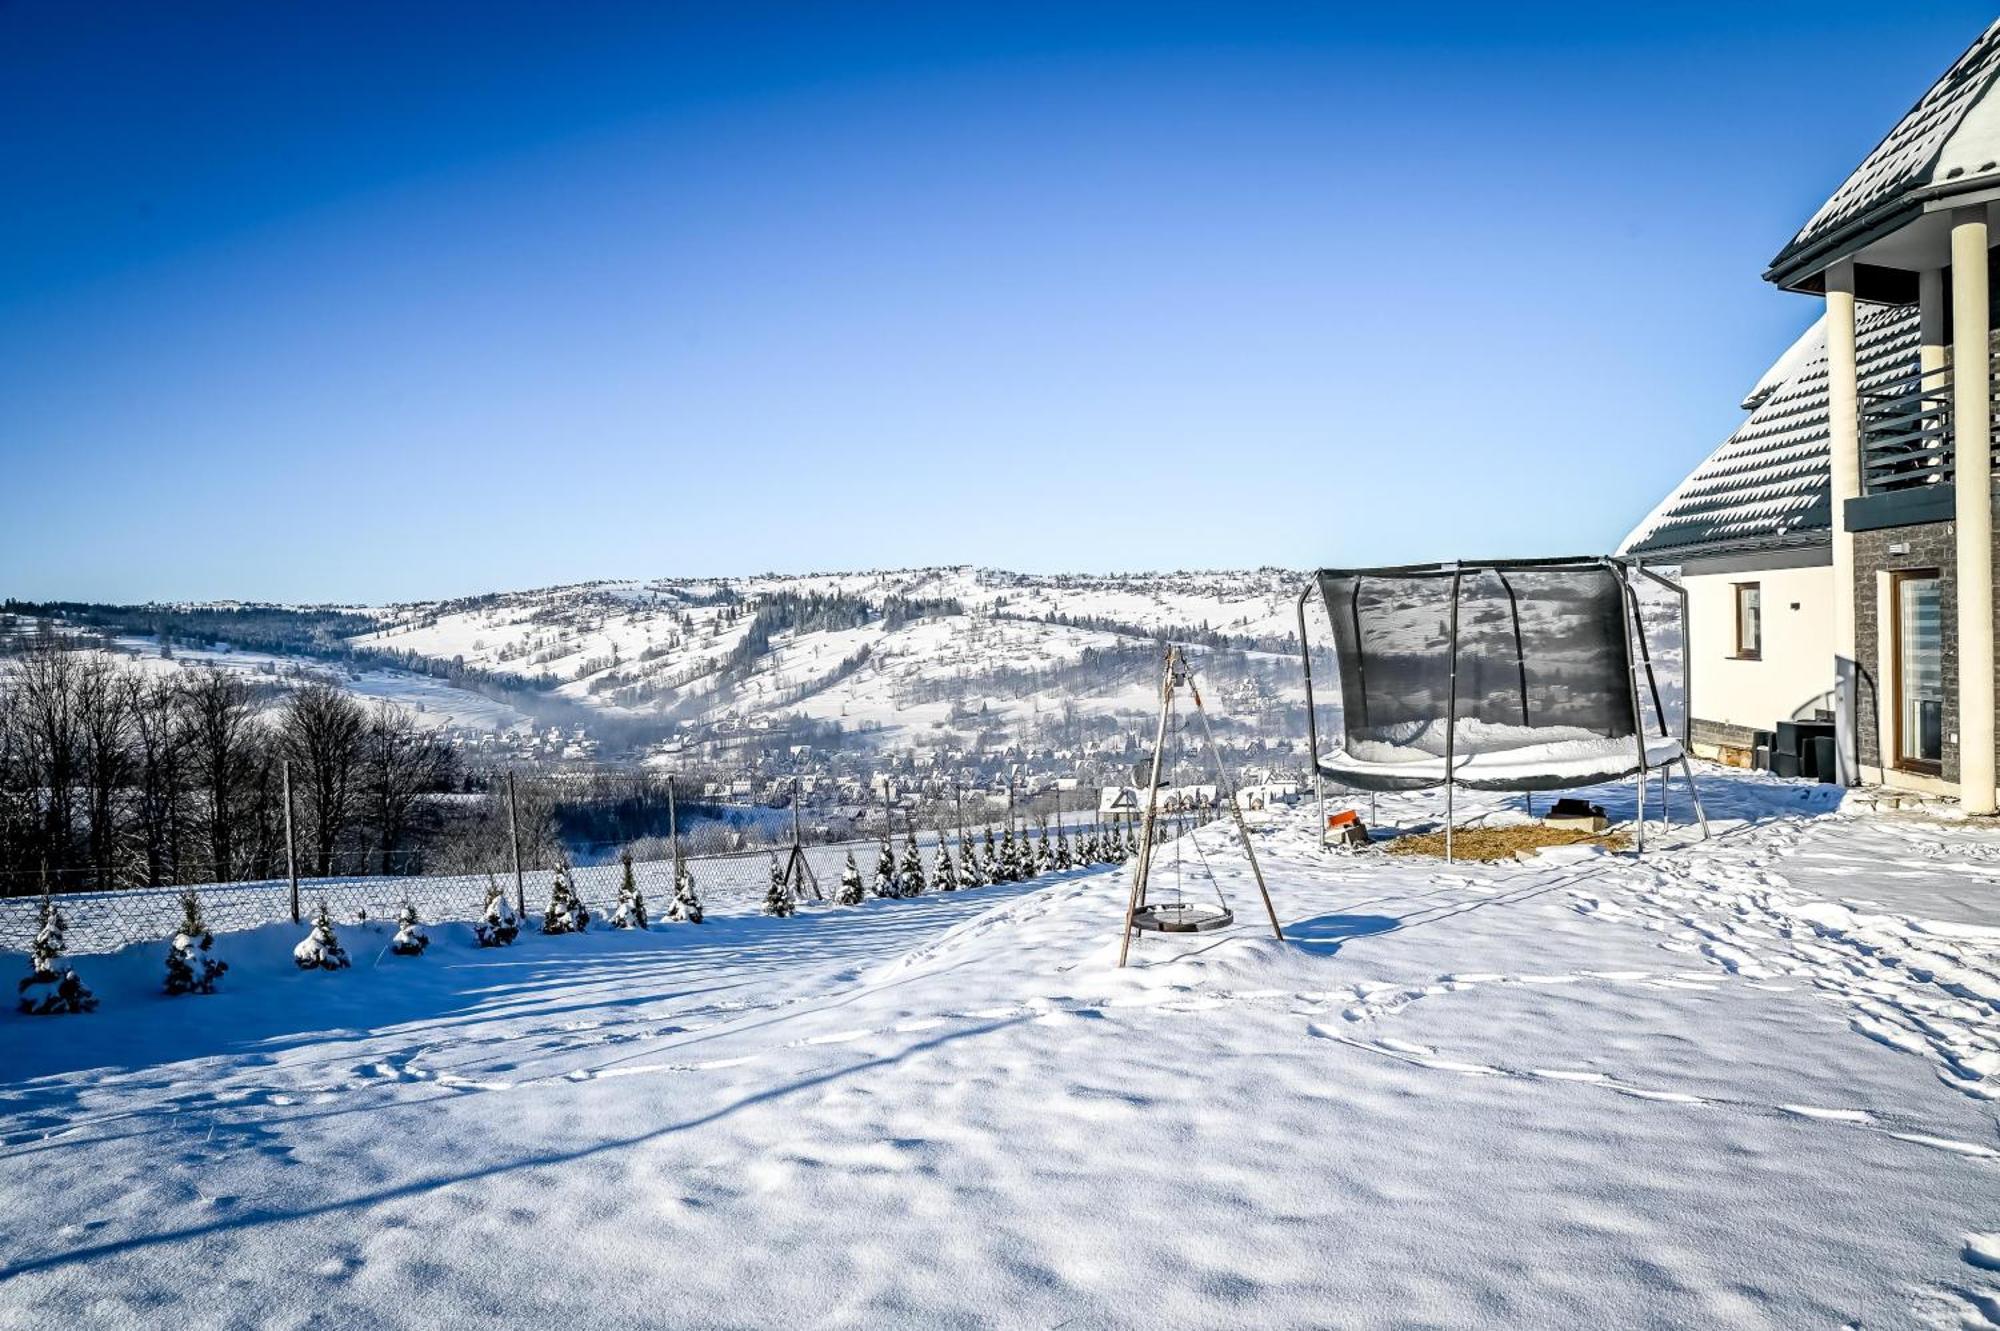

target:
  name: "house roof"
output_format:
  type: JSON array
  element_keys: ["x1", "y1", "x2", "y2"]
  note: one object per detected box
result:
[
  {"x1": 1767, "y1": 20, "x2": 2000, "y2": 289},
  {"x1": 1620, "y1": 302, "x2": 1917, "y2": 560}
]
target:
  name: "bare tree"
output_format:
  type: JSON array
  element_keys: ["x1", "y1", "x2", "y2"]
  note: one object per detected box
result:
[
  {"x1": 5, "y1": 631, "x2": 84, "y2": 880},
  {"x1": 125, "y1": 673, "x2": 190, "y2": 887},
  {"x1": 75, "y1": 657, "x2": 134, "y2": 887},
  {"x1": 277, "y1": 681, "x2": 367, "y2": 875},
  {"x1": 181, "y1": 668, "x2": 266, "y2": 882},
  {"x1": 360, "y1": 704, "x2": 454, "y2": 874}
]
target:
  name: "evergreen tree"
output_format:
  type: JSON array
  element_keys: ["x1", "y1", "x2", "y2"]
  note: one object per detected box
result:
[
  {"x1": 1126, "y1": 823, "x2": 1142, "y2": 857},
  {"x1": 391, "y1": 900, "x2": 430, "y2": 956},
  {"x1": 475, "y1": 877, "x2": 520, "y2": 947},
  {"x1": 1079, "y1": 829, "x2": 1100, "y2": 863},
  {"x1": 899, "y1": 830, "x2": 926, "y2": 897},
  {"x1": 19, "y1": 893, "x2": 97, "y2": 1014},
  {"x1": 293, "y1": 899, "x2": 351, "y2": 971},
  {"x1": 958, "y1": 834, "x2": 986, "y2": 888},
  {"x1": 836, "y1": 850, "x2": 865, "y2": 906},
  {"x1": 999, "y1": 826, "x2": 1020, "y2": 882},
  {"x1": 932, "y1": 835, "x2": 957, "y2": 892},
  {"x1": 542, "y1": 864, "x2": 590, "y2": 934},
  {"x1": 1054, "y1": 828, "x2": 1073, "y2": 871},
  {"x1": 981, "y1": 826, "x2": 1001, "y2": 883},
  {"x1": 763, "y1": 854, "x2": 795, "y2": 917},
  {"x1": 872, "y1": 841, "x2": 898, "y2": 899},
  {"x1": 164, "y1": 890, "x2": 227, "y2": 995},
  {"x1": 667, "y1": 859, "x2": 704, "y2": 923},
  {"x1": 1034, "y1": 826, "x2": 1053, "y2": 875},
  {"x1": 611, "y1": 850, "x2": 648, "y2": 929}
]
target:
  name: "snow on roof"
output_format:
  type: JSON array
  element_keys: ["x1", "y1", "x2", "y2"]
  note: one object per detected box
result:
[
  {"x1": 1769, "y1": 19, "x2": 2000, "y2": 284},
  {"x1": 1621, "y1": 302, "x2": 1917, "y2": 559}
]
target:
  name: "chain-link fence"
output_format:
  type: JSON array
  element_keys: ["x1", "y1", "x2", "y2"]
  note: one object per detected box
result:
[{"x1": 0, "y1": 816, "x2": 1189, "y2": 956}]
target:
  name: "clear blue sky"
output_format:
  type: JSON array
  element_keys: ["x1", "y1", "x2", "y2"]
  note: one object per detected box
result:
[{"x1": 3, "y1": 1, "x2": 1993, "y2": 604}]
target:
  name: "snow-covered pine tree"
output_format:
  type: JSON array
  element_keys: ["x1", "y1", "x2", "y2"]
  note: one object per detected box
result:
[
  {"x1": 1034, "y1": 826, "x2": 1053, "y2": 876},
  {"x1": 1080, "y1": 828, "x2": 1101, "y2": 863},
  {"x1": 763, "y1": 854, "x2": 795, "y2": 917},
  {"x1": 981, "y1": 826, "x2": 1001, "y2": 883},
  {"x1": 958, "y1": 834, "x2": 985, "y2": 888},
  {"x1": 611, "y1": 850, "x2": 648, "y2": 929},
  {"x1": 836, "y1": 850, "x2": 865, "y2": 906},
  {"x1": 899, "y1": 830, "x2": 926, "y2": 897},
  {"x1": 1127, "y1": 823, "x2": 1142, "y2": 857},
  {"x1": 998, "y1": 826, "x2": 1020, "y2": 882},
  {"x1": 475, "y1": 877, "x2": 520, "y2": 946},
  {"x1": 872, "y1": 841, "x2": 898, "y2": 899},
  {"x1": 391, "y1": 900, "x2": 430, "y2": 956},
  {"x1": 667, "y1": 859, "x2": 704, "y2": 923},
  {"x1": 932, "y1": 835, "x2": 957, "y2": 891},
  {"x1": 19, "y1": 893, "x2": 97, "y2": 1015},
  {"x1": 1054, "y1": 828, "x2": 1073, "y2": 871},
  {"x1": 164, "y1": 890, "x2": 227, "y2": 995},
  {"x1": 293, "y1": 899, "x2": 351, "y2": 971},
  {"x1": 542, "y1": 864, "x2": 590, "y2": 934}
]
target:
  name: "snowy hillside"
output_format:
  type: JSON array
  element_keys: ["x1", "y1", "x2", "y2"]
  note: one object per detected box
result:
[{"x1": 349, "y1": 567, "x2": 1312, "y2": 758}]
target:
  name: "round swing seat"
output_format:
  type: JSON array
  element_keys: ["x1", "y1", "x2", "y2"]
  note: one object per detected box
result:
[{"x1": 1129, "y1": 901, "x2": 1235, "y2": 933}]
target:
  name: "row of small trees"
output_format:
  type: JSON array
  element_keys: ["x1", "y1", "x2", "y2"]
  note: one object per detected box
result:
[
  {"x1": 775, "y1": 820, "x2": 1144, "y2": 916},
  {"x1": 14, "y1": 849, "x2": 708, "y2": 1014}
]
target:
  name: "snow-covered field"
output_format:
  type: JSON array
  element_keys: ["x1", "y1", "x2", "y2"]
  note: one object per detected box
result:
[{"x1": 2, "y1": 769, "x2": 1996, "y2": 1329}]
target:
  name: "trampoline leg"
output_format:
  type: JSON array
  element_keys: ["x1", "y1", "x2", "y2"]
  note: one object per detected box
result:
[
  {"x1": 1445, "y1": 780, "x2": 1455, "y2": 864},
  {"x1": 1634, "y1": 768, "x2": 1646, "y2": 857},
  {"x1": 1680, "y1": 756, "x2": 1711, "y2": 839}
]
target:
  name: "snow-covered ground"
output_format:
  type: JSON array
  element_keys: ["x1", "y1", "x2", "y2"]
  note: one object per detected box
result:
[{"x1": 2, "y1": 769, "x2": 1996, "y2": 1329}]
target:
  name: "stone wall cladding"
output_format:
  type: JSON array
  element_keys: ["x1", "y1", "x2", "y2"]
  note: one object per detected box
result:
[{"x1": 1852, "y1": 511, "x2": 1979, "y2": 784}]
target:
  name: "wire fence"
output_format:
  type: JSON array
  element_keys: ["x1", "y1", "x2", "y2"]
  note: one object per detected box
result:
[{"x1": 0, "y1": 816, "x2": 1190, "y2": 957}]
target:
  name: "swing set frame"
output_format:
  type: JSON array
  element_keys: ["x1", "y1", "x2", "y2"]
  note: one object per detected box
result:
[{"x1": 1117, "y1": 646, "x2": 1285, "y2": 966}]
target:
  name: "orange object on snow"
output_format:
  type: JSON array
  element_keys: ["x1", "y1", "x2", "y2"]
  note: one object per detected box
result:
[{"x1": 1326, "y1": 810, "x2": 1360, "y2": 828}]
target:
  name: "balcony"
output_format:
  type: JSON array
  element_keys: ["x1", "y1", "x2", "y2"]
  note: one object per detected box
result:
[{"x1": 1859, "y1": 356, "x2": 2000, "y2": 493}]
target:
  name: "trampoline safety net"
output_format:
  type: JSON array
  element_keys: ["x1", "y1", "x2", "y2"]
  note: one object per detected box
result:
[{"x1": 1314, "y1": 564, "x2": 1640, "y2": 782}]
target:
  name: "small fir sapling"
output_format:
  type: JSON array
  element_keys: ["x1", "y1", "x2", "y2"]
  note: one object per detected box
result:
[
  {"x1": 611, "y1": 851, "x2": 648, "y2": 929},
  {"x1": 164, "y1": 890, "x2": 227, "y2": 995},
  {"x1": 958, "y1": 835, "x2": 986, "y2": 888},
  {"x1": 999, "y1": 827, "x2": 1021, "y2": 882},
  {"x1": 899, "y1": 830, "x2": 926, "y2": 897},
  {"x1": 932, "y1": 836, "x2": 957, "y2": 892},
  {"x1": 836, "y1": 851, "x2": 866, "y2": 906},
  {"x1": 391, "y1": 900, "x2": 430, "y2": 956},
  {"x1": 1035, "y1": 826, "x2": 1053, "y2": 875},
  {"x1": 19, "y1": 893, "x2": 97, "y2": 1015},
  {"x1": 293, "y1": 899, "x2": 352, "y2": 971},
  {"x1": 476, "y1": 877, "x2": 520, "y2": 947},
  {"x1": 763, "y1": 854, "x2": 795, "y2": 917},
  {"x1": 981, "y1": 826, "x2": 1001, "y2": 883},
  {"x1": 667, "y1": 859, "x2": 704, "y2": 923},
  {"x1": 1054, "y1": 829, "x2": 1073, "y2": 871},
  {"x1": 872, "y1": 841, "x2": 898, "y2": 899},
  {"x1": 542, "y1": 863, "x2": 590, "y2": 934}
]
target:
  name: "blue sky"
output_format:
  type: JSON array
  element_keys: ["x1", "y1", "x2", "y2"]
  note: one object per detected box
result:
[{"x1": 3, "y1": 1, "x2": 1994, "y2": 604}]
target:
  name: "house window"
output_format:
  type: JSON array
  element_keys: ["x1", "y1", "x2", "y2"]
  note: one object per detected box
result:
[
  {"x1": 1733, "y1": 582, "x2": 1761, "y2": 659},
  {"x1": 1893, "y1": 570, "x2": 1944, "y2": 773}
]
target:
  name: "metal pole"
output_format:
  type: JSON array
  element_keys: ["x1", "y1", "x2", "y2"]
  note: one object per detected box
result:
[
  {"x1": 1118, "y1": 647, "x2": 1178, "y2": 967},
  {"x1": 1607, "y1": 561, "x2": 1651, "y2": 856},
  {"x1": 507, "y1": 768, "x2": 526, "y2": 917},
  {"x1": 667, "y1": 774, "x2": 681, "y2": 880},
  {"x1": 1188, "y1": 667, "x2": 1284, "y2": 942},
  {"x1": 1295, "y1": 583, "x2": 1329, "y2": 851},
  {"x1": 282, "y1": 758, "x2": 300, "y2": 924},
  {"x1": 1444, "y1": 565, "x2": 1463, "y2": 864}
]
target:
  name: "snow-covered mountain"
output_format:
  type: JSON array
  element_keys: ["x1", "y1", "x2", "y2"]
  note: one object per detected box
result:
[{"x1": 350, "y1": 567, "x2": 1313, "y2": 762}]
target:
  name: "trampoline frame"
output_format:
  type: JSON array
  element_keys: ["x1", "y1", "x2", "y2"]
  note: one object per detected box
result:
[{"x1": 1295, "y1": 555, "x2": 1709, "y2": 861}]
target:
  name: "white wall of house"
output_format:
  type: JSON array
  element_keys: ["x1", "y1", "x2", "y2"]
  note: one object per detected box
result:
[{"x1": 1685, "y1": 562, "x2": 1834, "y2": 741}]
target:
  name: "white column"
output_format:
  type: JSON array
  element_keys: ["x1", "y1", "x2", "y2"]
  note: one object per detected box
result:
[
  {"x1": 1825, "y1": 259, "x2": 1861, "y2": 783},
  {"x1": 1951, "y1": 206, "x2": 1996, "y2": 813}
]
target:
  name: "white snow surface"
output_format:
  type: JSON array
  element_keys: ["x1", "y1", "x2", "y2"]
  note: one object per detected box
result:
[{"x1": 2, "y1": 770, "x2": 1997, "y2": 1328}]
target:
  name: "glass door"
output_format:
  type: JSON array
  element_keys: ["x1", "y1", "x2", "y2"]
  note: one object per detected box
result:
[{"x1": 1894, "y1": 571, "x2": 1943, "y2": 773}]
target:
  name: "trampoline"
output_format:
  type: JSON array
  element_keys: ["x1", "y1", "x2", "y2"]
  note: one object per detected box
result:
[{"x1": 1294, "y1": 556, "x2": 1708, "y2": 856}]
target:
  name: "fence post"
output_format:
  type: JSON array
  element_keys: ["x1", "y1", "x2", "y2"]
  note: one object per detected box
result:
[
  {"x1": 506, "y1": 769, "x2": 526, "y2": 917},
  {"x1": 282, "y1": 758, "x2": 300, "y2": 924}
]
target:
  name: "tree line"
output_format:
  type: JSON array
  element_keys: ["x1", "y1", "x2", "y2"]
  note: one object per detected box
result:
[{"x1": 0, "y1": 629, "x2": 466, "y2": 894}]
